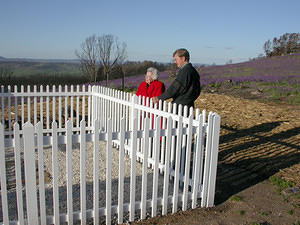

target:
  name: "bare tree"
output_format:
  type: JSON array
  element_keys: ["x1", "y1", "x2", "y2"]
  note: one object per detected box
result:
[
  {"x1": 97, "y1": 34, "x2": 127, "y2": 86},
  {"x1": 263, "y1": 40, "x2": 272, "y2": 57},
  {"x1": 287, "y1": 33, "x2": 300, "y2": 54},
  {"x1": 75, "y1": 35, "x2": 99, "y2": 82},
  {"x1": 263, "y1": 33, "x2": 300, "y2": 57}
]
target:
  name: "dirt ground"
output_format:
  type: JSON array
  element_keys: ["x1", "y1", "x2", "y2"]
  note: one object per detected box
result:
[{"x1": 131, "y1": 89, "x2": 300, "y2": 225}]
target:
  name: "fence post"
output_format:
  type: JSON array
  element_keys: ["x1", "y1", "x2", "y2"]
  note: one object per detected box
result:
[
  {"x1": 14, "y1": 123, "x2": 25, "y2": 225},
  {"x1": 172, "y1": 116, "x2": 183, "y2": 213},
  {"x1": 162, "y1": 116, "x2": 173, "y2": 215},
  {"x1": 106, "y1": 119, "x2": 112, "y2": 225},
  {"x1": 206, "y1": 114, "x2": 221, "y2": 207},
  {"x1": 192, "y1": 115, "x2": 204, "y2": 209},
  {"x1": 23, "y1": 122, "x2": 39, "y2": 225},
  {"x1": 182, "y1": 114, "x2": 193, "y2": 211},
  {"x1": 141, "y1": 117, "x2": 150, "y2": 220},
  {"x1": 129, "y1": 116, "x2": 138, "y2": 222},
  {"x1": 152, "y1": 116, "x2": 161, "y2": 217},
  {"x1": 91, "y1": 85, "x2": 95, "y2": 125},
  {"x1": 52, "y1": 121, "x2": 60, "y2": 224},
  {"x1": 130, "y1": 95, "x2": 138, "y2": 154},
  {"x1": 36, "y1": 122, "x2": 46, "y2": 225},
  {"x1": 118, "y1": 118, "x2": 126, "y2": 224},
  {"x1": 201, "y1": 112, "x2": 213, "y2": 207},
  {"x1": 1, "y1": 86, "x2": 4, "y2": 125},
  {"x1": 0, "y1": 123, "x2": 9, "y2": 224},
  {"x1": 66, "y1": 120, "x2": 74, "y2": 225}
]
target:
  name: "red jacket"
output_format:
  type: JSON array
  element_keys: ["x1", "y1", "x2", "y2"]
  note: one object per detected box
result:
[
  {"x1": 136, "y1": 81, "x2": 148, "y2": 98},
  {"x1": 136, "y1": 80, "x2": 165, "y2": 99},
  {"x1": 147, "y1": 80, "x2": 165, "y2": 98},
  {"x1": 136, "y1": 80, "x2": 165, "y2": 130}
]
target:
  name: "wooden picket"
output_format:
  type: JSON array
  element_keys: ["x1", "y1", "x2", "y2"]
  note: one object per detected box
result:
[
  {"x1": 23, "y1": 122, "x2": 39, "y2": 225},
  {"x1": 13, "y1": 123, "x2": 25, "y2": 225},
  {"x1": 0, "y1": 124, "x2": 9, "y2": 224}
]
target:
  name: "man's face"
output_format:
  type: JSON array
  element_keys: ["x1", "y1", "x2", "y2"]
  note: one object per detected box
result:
[
  {"x1": 145, "y1": 72, "x2": 153, "y2": 84},
  {"x1": 173, "y1": 54, "x2": 186, "y2": 68}
]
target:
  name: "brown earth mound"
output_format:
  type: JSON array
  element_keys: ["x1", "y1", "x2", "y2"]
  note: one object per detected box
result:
[{"x1": 196, "y1": 93, "x2": 300, "y2": 188}]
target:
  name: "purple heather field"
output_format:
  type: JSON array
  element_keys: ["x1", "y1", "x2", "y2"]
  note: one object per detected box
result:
[{"x1": 91, "y1": 54, "x2": 300, "y2": 103}]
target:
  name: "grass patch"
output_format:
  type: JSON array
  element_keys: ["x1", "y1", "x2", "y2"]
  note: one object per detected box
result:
[
  {"x1": 209, "y1": 82, "x2": 222, "y2": 88},
  {"x1": 265, "y1": 85, "x2": 300, "y2": 105},
  {"x1": 288, "y1": 93, "x2": 300, "y2": 105},
  {"x1": 294, "y1": 193, "x2": 300, "y2": 199},
  {"x1": 231, "y1": 84, "x2": 243, "y2": 89},
  {"x1": 269, "y1": 175, "x2": 295, "y2": 189},
  {"x1": 230, "y1": 195, "x2": 243, "y2": 202},
  {"x1": 275, "y1": 188, "x2": 282, "y2": 195},
  {"x1": 261, "y1": 210, "x2": 272, "y2": 216},
  {"x1": 239, "y1": 210, "x2": 245, "y2": 215},
  {"x1": 287, "y1": 209, "x2": 294, "y2": 215}
]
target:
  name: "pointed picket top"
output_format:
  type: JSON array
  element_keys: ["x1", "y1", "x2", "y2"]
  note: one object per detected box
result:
[
  {"x1": 66, "y1": 120, "x2": 72, "y2": 129},
  {"x1": 23, "y1": 121, "x2": 34, "y2": 129},
  {"x1": 13, "y1": 122, "x2": 20, "y2": 131},
  {"x1": 80, "y1": 119, "x2": 86, "y2": 128},
  {"x1": 52, "y1": 120, "x2": 58, "y2": 130},
  {"x1": 35, "y1": 121, "x2": 42, "y2": 131},
  {"x1": 131, "y1": 94, "x2": 137, "y2": 104}
]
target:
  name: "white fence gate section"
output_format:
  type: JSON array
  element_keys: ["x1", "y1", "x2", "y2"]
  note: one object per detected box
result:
[{"x1": 0, "y1": 85, "x2": 221, "y2": 225}]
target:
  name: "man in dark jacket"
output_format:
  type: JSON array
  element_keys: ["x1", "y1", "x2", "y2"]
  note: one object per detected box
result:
[{"x1": 152, "y1": 48, "x2": 201, "y2": 109}]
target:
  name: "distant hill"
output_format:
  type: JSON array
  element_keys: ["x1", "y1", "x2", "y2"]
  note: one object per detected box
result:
[
  {"x1": 0, "y1": 60, "x2": 81, "y2": 77},
  {"x1": 0, "y1": 56, "x2": 80, "y2": 64}
]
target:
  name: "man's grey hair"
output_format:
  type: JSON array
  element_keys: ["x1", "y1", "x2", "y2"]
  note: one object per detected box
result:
[{"x1": 147, "y1": 67, "x2": 159, "y2": 80}]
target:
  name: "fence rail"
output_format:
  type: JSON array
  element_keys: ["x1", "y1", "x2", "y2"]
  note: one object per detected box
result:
[{"x1": 0, "y1": 84, "x2": 220, "y2": 225}]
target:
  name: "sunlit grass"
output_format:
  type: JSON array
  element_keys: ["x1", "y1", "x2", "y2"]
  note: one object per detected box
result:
[
  {"x1": 230, "y1": 195, "x2": 243, "y2": 202},
  {"x1": 269, "y1": 175, "x2": 295, "y2": 188}
]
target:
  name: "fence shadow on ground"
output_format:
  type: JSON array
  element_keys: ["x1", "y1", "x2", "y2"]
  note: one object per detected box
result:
[{"x1": 215, "y1": 121, "x2": 300, "y2": 204}]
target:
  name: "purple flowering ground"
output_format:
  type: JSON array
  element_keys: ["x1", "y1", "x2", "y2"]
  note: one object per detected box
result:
[{"x1": 92, "y1": 53, "x2": 300, "y2": 105}]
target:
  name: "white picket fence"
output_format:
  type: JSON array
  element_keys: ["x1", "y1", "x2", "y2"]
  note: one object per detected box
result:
[{"x1": 0, "y1": 85, "x2": 221, "y2": 225}]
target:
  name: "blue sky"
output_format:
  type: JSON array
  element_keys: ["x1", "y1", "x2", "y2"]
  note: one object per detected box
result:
[{"x1": 0, "y1": 0, "x2": 299, "y2": 65}]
